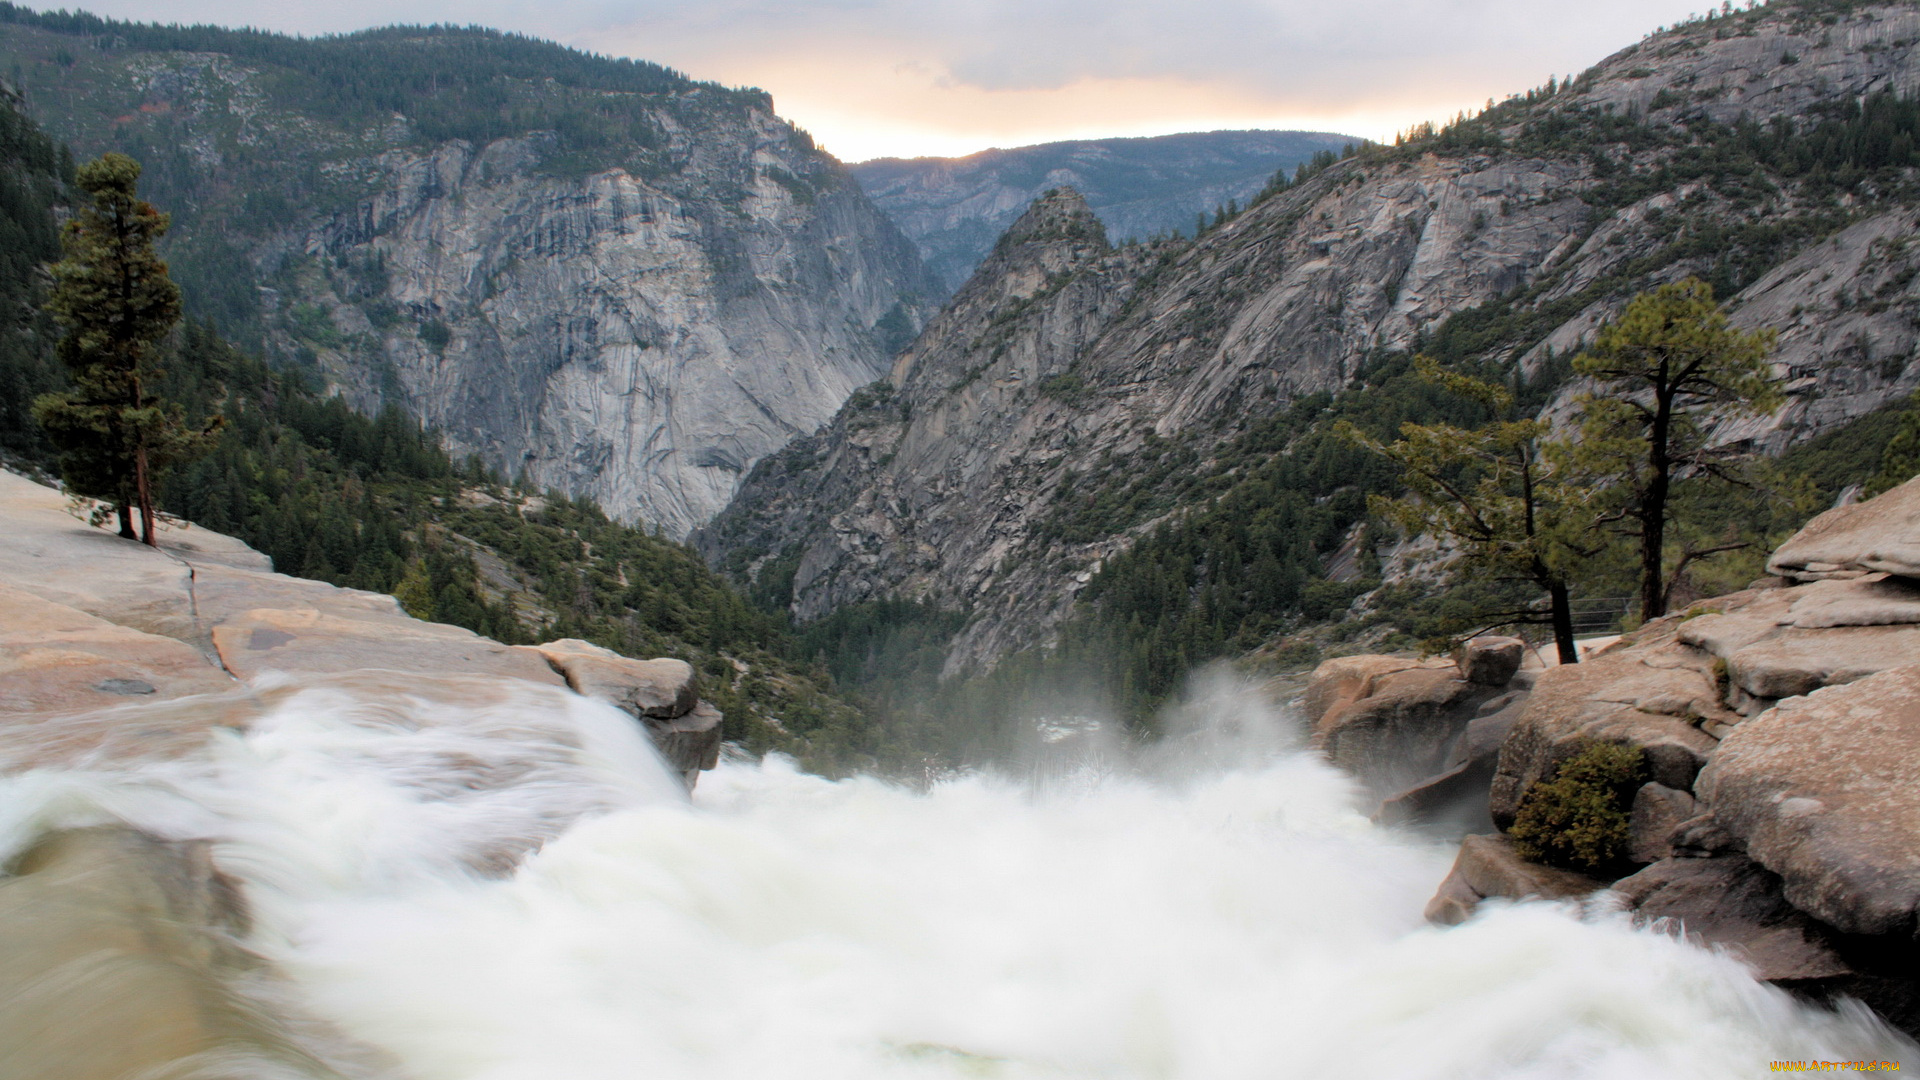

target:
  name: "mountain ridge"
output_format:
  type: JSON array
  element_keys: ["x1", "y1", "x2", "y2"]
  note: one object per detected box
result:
[
  {"x1": 704, "y1": 0, "x2": 1920, "y2": 703},
  {"x1": 850, "y1": 129, "x2": 1359, "y2": 294},
  {"x1": 0, "y1": 7, "x2": 935, "y2": 536}
]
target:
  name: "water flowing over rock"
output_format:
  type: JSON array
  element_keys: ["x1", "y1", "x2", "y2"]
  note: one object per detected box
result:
[{"x1": 0, "y1": 827, "x2": 352, "y2": 1080}]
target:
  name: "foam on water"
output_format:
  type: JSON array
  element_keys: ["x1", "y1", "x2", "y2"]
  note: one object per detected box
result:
[{"x1": 1, "y1": 671, "x2": 1909, "y2": 1079}]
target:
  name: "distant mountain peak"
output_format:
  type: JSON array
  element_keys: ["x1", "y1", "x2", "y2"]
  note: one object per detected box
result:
[
  {"x1": 851, "y1": 129, "x2": 1360, "y2": 294},
  {"x1": 997, "y1": 187, "x2": 1108, "y2": 251}
]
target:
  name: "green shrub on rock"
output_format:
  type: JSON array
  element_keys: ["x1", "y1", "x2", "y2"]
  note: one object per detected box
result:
[{"x1": 1509, "y1": 742, "x2": 1649, "y2": 873}]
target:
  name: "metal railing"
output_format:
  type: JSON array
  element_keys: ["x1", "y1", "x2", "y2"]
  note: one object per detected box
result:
[{"x1": 1566, "y1": 596, "x2": 1635, "y2": 635}]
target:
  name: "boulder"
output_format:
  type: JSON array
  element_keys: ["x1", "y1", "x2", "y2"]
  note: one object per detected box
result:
[
  {"x1": 522, "y1": 639, "x2": 720, "y2": 788},
  {"x1": 1610, "y1": 855, "x2": 1852, "y2": 983},
  {"x1": 1454, "y1": 635, "x2": 1525, "y2": 686},
  {"x1": 1300, "y1": 654, "x2": 1422, "y2": 727},
  {"x1": 1317, "y1": 664, "x2": 1495, "y2": 796},
  {"x1": 1376, "y1": 689, "x2": 1530, "y2": 832},
  {"x1": 1695, "y1": 664, "x2": 1920, "y2": 937},
  {"x1": 645, "y1": 701, "x2": 725, "y2": 789},
  {"x1": 1769, "y1": 475, "x2": 1920, "y2": 581},
  {"x1": 1627, "y1": 782, "x2": 1697, "y2": 865},
  {"x1": 1488, "y1": 626, "x2": 1725, "y2": 827},
  {"x1": 1424, "y1": 833, "x2": 1606, "y2": 925},
  {"x1": 525, "y1": 639, "x2": 700, "y2": 719}
]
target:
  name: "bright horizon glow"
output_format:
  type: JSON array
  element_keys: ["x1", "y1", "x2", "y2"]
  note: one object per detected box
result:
[{"x1": 46, "y1": 0, "x2": 1722, "y2": 163}]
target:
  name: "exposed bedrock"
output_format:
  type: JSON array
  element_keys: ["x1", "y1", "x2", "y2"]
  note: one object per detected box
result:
[
  {"x1": 0, "y1": 467, "x2": 719, "y2": 785},
  {"x1": 0, "y1": 827, "x2": 358, "y2": 1080},
  {"x1": 1313, "y1": 478, "x2": 1920, "y2": 1034},
  {"x1": 0, "y1": 466, "x2": 738, "y2": 1073}
]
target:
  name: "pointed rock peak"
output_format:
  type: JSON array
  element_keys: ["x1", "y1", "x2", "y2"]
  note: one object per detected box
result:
[{"x1": 996, "y1": 187, "x2": 1107, "y2": 252}]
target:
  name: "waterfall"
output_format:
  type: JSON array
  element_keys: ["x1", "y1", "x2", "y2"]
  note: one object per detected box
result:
[{"x1": 0, "y1": 671, "x2": 1907, "y2": 1078}]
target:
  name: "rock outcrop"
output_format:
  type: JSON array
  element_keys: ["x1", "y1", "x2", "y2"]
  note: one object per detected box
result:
[
  {"x1": 0, "y1": 468, "x2": 720, "y2": 787},
  {"x1": 1696, "y1": 665, "x2": 1920, "y2": 938},
  {"x1": 1367, "y1": 477, "x2": 1920, "y2": 1035},
  {"x1": 528, "y1": 639, "x2": 722, "y2": 786},
  {"x1": 1424, "y1": 833, "x2": 1604, "y2": 926},
  {"x1": 1770, "y1": 477, "x2": 1920, "y2": 581},
  {"x1": 1302, "y1": 641, "x2": 1533, "y2": 830}
]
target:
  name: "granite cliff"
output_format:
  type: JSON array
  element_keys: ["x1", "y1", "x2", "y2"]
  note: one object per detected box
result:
[
  {"x1": 0, "y1": 12, "x2": 934, "y2": 537},
  {"x1": 705, "y1": 0, "x2": 1920, "y2": 680}
]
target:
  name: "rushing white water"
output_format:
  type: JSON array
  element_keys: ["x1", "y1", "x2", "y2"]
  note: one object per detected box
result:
[{"x1": 2, "y1": 671, "x2": 1910, "y2": 1079}]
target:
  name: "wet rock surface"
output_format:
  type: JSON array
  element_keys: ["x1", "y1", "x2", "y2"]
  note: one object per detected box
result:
[
  {"x1": 527, "y1": 638, "x2": 722, "y2": 786},
  {"x1": 1424, "y1": 834, "x2": 1606, "y2": 926},
  {"x1": 0, "y1": 827, "x2": 356, "y2": 1080},
  {"x1": 1611, "y1": 854, "x2": 1853, "y2": 983}
]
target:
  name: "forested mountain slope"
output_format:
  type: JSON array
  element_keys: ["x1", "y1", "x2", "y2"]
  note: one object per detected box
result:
[
  {"x1": 850, "y1": 129, "x2": 1358, "y2": 293},
  {"x1": 0, "y1": 86, "x2": 887, "y2": 774},
  {"x1": 0, "y1": 6, "x2": 934, "y2": 536},
  {"x1": 703, "y1": 0, "x2": 1920, "y2": 717}
]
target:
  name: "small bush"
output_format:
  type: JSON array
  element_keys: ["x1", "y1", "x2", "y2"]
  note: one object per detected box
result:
[
  {"x1": 419, "y1": 319, "x2": 452, "y2": 352},
  {"x1": 1509, "y1": 741, "x2": 1648, "y2": 872}
]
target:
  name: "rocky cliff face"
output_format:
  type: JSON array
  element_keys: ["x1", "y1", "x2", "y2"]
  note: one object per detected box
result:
[
  {"x1": 850, "y1": 129, "x2": 1358, "y2": 294},
  {"x1": 0, "y1": 20, "x2": 933, "y2": 537},
  {"x1": 285, "y1": 120, "x2": 929, "y2": 537},
  {"x1": 705, "y1": 0, "x2": 1920, "y2": 674}
]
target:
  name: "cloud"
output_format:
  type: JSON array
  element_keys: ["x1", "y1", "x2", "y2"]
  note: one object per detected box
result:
[{"x1": 55, "y1": 0, "x2": 1718, "y2": 158}]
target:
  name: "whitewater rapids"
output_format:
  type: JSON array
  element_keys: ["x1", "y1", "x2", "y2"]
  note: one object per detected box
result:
[{"x1": 0, "y1": 671, "x2": 1908, "y2": 1079}]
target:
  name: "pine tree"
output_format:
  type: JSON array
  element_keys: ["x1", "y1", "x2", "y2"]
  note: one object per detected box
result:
[
  {"x1": 1341, "y1": 357, "x2": 1594, "y2": 662},
  {"x1": 1568, "y1": 279, "x2": 1782, "y2": 620},
  {"x1": 32, "y1": 153, "x2": 218, "y2": 544}
]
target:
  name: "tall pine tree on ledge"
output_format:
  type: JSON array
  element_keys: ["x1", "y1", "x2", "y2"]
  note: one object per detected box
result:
[
  {"x1": 1569, "y1": 279, "x2": 1782, "y2": 621},
  {"x1": 33, "y1": 152, "x2": 218, "y2": 544}
]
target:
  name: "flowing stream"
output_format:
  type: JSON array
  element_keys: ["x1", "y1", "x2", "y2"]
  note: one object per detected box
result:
[{"x1": 0, "y1": 671, "x2": 1909, "y2": 1079}]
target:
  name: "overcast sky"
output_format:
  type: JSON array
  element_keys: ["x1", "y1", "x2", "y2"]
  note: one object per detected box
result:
[{"x1": 57, "y1": 0, "x2": 1719, "y2": 161}]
